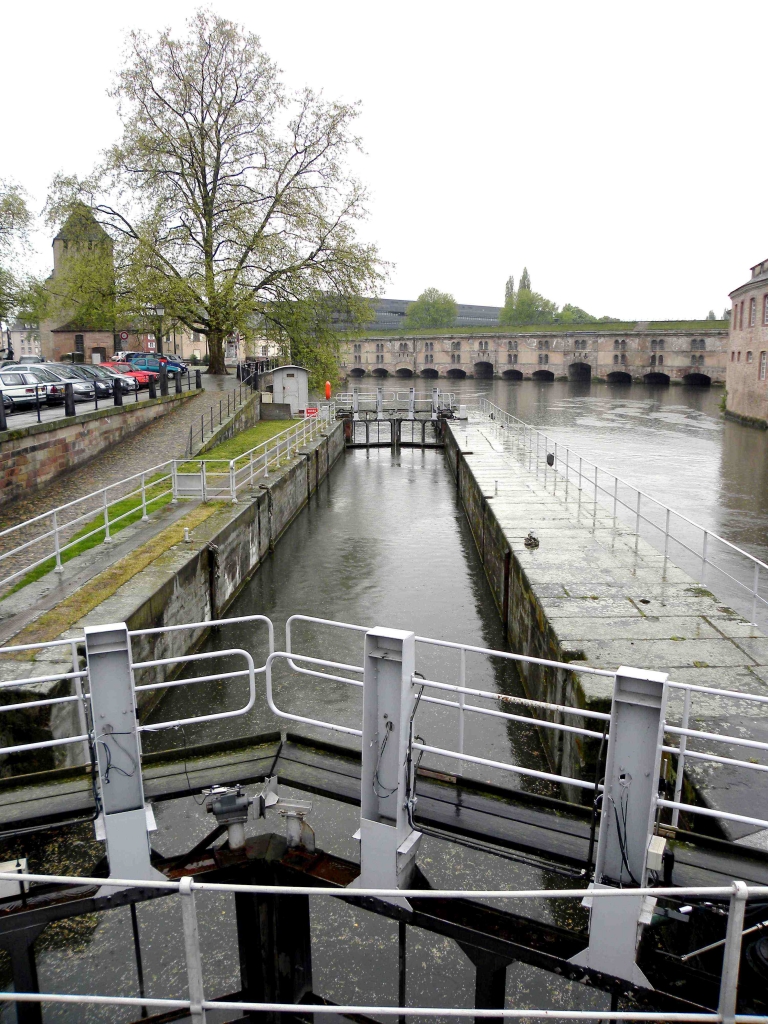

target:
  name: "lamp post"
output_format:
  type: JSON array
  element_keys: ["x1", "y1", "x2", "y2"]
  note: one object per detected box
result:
[{"x1": 149, "y1": 304, "x2": 165, "y2": 356}]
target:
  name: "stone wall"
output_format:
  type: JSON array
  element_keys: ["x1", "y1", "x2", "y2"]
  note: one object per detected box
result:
[
  {"x1": 726, "y1": 273, "x2": 768, "y2": 425},
  {"x1": 0, "y1": 392, "x2": 198, "y2": 507}
]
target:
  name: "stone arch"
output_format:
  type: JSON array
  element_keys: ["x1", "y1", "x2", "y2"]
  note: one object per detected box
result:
[
  {"x1": 643, "y1": 372, "x2": 670, "y2": 386},
  {"x1": 446, "y1": 367, "x2": 467, "y2": 379},
  {"x1": 606, "y1": 371, "x2": 632, "y2": 384},
  {"x1": 395, "y1": 366, "x2": 414, "y2": 378},
  {"x1": 502, "y1": 369, "x2": 523, "y2": 381},
  {"x1": 568, "y1": 361, "x2": 591, "y2": 382},
  {"x1": 371, "y1": 366, "x2": 389, "y2": 378},
  {"x1": 473, "y1": 361, "x2": 494, "y2": 379},
  {"x1": 348, "y1": 366, "x2": 365, "y2": 378},
  {"x1": 420, "y1": 367, "x2": 439, "y2": 379},
  {"x1": 682, "y1": 372, "x2": 711, "y2": 387},
  {"x1": 532, "y1": 370, "x2": 555, "y2": 382}
]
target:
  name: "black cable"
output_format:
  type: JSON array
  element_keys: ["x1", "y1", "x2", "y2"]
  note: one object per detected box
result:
[{"x1": 180, "y1": 725, "x2": 208, "y2": 805}]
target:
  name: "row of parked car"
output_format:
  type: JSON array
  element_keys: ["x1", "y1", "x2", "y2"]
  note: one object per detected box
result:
[{"x1": 0, "y1": 352, "x2": 190, "y2": 412}]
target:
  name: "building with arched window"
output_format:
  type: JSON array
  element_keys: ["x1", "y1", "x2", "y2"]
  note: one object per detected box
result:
[{"x1": 726, "y1": 259, "x2": 768, "y2": 425}]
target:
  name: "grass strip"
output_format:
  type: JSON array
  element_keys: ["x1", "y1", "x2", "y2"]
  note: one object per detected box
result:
[
  {"x1": 351, "y1": 320, "x2": 729, "y2": 338},
  {"x1": 11, "y1": 503, "x2": 221, "y2": 650},
  {"x1": 5, "y1": 476, "x2": 174, "y2": 594},
  {"x1": 182, "y1": 419, "x2": 301, "y2": 470}
]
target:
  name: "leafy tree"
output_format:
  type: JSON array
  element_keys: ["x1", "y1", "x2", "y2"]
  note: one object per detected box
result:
[
  {"x1": 0, "y1": 179, "x2": 32, "y2": 329},
  {"x1": 519, "y1": 267, "x2": 531, "y2": 292},
  {"x1": 723, "y1": 308, "x2": 730, "y2": 321},
  {"x1": 706, "y1": 310, "x2": 716, "y2": 321},
  {"x1": 504, "y1": 276, "x2": 515, "y2": 303},
  {"x1": 405, "y1": 288, "x2": 457, "y2": 329},
  {"x1": 559, "y1": 303, "x2": 596, "y2": 323},
  {"x1": 46, "y1": 9, "x2": 383, "y2": 374}
]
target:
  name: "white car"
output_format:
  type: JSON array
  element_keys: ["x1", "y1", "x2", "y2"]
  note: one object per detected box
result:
[{"x1": 0, "y1": 370, "x2": 55, "y2": 409}]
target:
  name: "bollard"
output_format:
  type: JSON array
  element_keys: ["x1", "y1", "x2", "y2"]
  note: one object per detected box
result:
[
  {"x1": 195, "y1": 369, "x2": 202, "y2": 389},
  {"x1": 113, "y1": 379, "x2": 123, "y2": 406},
  {"x1": 160, "y1": 368, "x2": 168, "y2": 397},
  {"x1": 148, "y1": 376, "x2": 157, "y2": 399},
  {"x1": 0, "y1": 393, "x2": 6, "y2": 431},
  {"x1": 64, "y1": 382, "x2": 76, "y2": 417},
  {"x1": 34, "y1": 385, "x2": 41, "y2": 423},
  {"x1": 175, "y1": 370, "x2": 182, "y2": 394}
]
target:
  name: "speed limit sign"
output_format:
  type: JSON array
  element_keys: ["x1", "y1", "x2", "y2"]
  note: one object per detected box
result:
[{"x1": 120, "y1": 331, "x2": 129, "y2": 341}]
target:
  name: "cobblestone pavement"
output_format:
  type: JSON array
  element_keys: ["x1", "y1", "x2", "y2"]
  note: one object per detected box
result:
[{"x1": 0, "y1": 372, "x2": 249, "y2": 589}]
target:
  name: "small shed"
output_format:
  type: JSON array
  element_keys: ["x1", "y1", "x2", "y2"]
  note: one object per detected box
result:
[{"x1": 271, "y1": 365, "x2": 308, "y2": 417}]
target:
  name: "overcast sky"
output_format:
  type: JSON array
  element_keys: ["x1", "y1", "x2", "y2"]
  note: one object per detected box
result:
[{"x1": 1, "y1": 1, "x2": 762, "y2": 319}]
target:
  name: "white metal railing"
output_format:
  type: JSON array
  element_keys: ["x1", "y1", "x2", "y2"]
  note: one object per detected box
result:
[
  {"x1": 0, "y1": 405, "x2": 336, "y2": 592},
  {"x1": 283, "y1": 614, "x2": 768, "y2": 832},
  {"x1": 0, "y1": 614, "x2": 274, "y2": 759},
  {"x1": 2, "y1": 612, "x2": 768, "y2": 832},
  {"x1": 336, "y1": 389, "x2": 455, "y2": 414},
  {"x1": 474, "y1": 398, "x2": 768, "y2": 629},
  {"x1": 0, "y1": 870, "x2": 764, "y2": 1022}
]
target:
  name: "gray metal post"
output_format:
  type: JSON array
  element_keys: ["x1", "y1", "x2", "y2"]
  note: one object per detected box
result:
[
  {"x1": 84, "y1": 623, "x2": 164, "y2": 889},
  {"x1": 0, "y1": 392, "x2": 6, "y2": 432},
  {"x1": 180, "y1": 877, "x2": 207, "y2": 1024},
  {"x1": 570, "y1": 665, "x2": 668, "y2": 987},
  {"x1": 431, "y1": 388, "x2": 439, "y2": 420},
  {"x1": 352, "y1": 388, "x2": 360, "y2": 421},
  {"x1": 376, "y1": 386, "x2": 384, "y2": 419},
  {"x1": 64, "y1": 382, "x2": 76, "y2": 417},
  {"x1": 719, "y1": 881, "x2": 748, "y2": 1024},
  {"x1": 408, "y1": 387, "x2": 415, "y2": 420},
  {"x1": 351, "y1": 627, "x2": 422, "y2": 901},
  {"x1": 113, "y1": 379, "x2": 123, "y2": 406}
]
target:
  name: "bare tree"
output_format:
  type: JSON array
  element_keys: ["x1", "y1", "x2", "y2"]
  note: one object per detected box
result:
[{"x1": 48, "y1": 9, "x2": 383, "y2": 376}]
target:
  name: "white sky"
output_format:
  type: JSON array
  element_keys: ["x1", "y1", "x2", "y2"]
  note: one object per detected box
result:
[{"x1": 1, "y1": 0, "x2": 763, "y2": 319}]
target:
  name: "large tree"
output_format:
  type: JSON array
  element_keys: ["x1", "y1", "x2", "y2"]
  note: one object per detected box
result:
[
  {"x1": 47, "y1": 9, "x2": 383, "y2": 377},
  {"x1": 404, "y1": 287, "x2": 457, "y2": 329},
  {"x1": 504, "y1": 275, "x2": 515, "y2": 303},
  {"x1": 0, "y1": 179, "x2": 32, "y2": 329}
]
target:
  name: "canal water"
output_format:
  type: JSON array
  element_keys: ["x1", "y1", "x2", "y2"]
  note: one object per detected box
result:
[{"x1": 4, "y1": 379, "x2": 764, "y2": 1021}]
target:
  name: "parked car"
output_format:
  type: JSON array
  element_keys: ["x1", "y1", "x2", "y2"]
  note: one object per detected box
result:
[
  {"x1": 101, "y1": 361, "x2": 157, "y2": 388},
  {"x1": 66, "y1": 364, "x2": 113, "y2": 398},
  {"x1": 161, "y1": 356, "x2": 189, "y2": 375},
  {"x1": 25, "y1": 365, "x2": 95, "y2": 403},
  {"x1": 0, "y1": 370, "x2": 57, "y2": 409},
  {"x1": 96, "y1": 365, "x2": 140, "y2": 393},
  {"x1": 129, "y1": 354, "x2": 187, "y2": 376},
  {"x1": 17, "y1": 355, "x2": 46, "y2": 365}
]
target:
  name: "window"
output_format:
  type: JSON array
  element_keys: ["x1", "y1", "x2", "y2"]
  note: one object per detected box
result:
[
  {"x1": 424, "y1": 342, "x2": 433, "y2": 353},
  {"x1": 478, "y1": 340, "x2": 489, "y2": 352},
  {"x1": 620, "y1": 340, "x2": 626, "y2": 351},
  {"x1": 764, "y1": 297, "x2": 768, "y2": 325},
  {"x1": 399, "y1": 342, "x2": 409, "y2": 354},
  {"x1": 508, "y1": 340, "x2": 517, "y2": 351},
  {"x1": 738, "y1": 351, "x2": 741, "y2": 361},
  {"x1": 760, "y1": 352, "x2": 767, "y2": 380},
  {"x1": 614, "y1": 339, "x2": 621, "y2": 350},
  {"x1": 424, "y1": 353, "x2": 433, "y2": 363},
  {"x1": 620, "y1": 353, "x2": 626, "y2": 364},
  {"x1": 451, "y1": 341, "x2": 461, "y2": 351},
  {"x1": 538, "y1": 339, "x2": 550, "y2": 350},
  {"x1": 734, "y1": 307, "x2": 739, "y2": 329},
  {"x1": 376, "y1": 343, "x2": 384, "y2": 353},
  {"x1": 507, "y1": 353, "x2": 517, "y2": 364},
  {"x1": 658, "y1": 354, "x2": 663, "y2": 365},
  {"x1": 75, "y1": 334, "x2": 84, "y2": 354},
  {"x1": 698, "y1": 354, "x2": 705, "y2": 365},
  {"x1": 613, "y1": 354, "x2": 619, "y2": 364},
  {"x1": 750, "y1": 298, "x2": 757, "y2": 326},
  {"x1": 651, "y1": 340, "x2": 657, "y2": 352},
  {"x1": 691, "y1": 355, "x2": 698, "y2": 365},
  {"x1": 451, "y1": 352, "x2": 461, "y2": 364},
  {"x1": 650, "y1": 354, "x2": 656, "y2": 366},
  {"x1": 658, "y1": 339, "x2": 664, "y2": 351},
  {"x1": 740, "y1": 301, "x2": 744, "y2": 329},
  {"x1": 731, "y1": 351, "x2": 735, "y2": 361},
  {"x1": 538, "y1": 353, "x2": 549, "y2": 364},
  {"x1": 376, "y1": 354, "x2": 384, "y2": 363},
  {"x1": 747, "y1": 351, "x2": 754, "y2": 363}
]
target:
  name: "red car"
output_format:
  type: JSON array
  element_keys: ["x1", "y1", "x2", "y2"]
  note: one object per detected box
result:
[{"x1": 101, "y1": 361, "x2": 159, "y2": 388}]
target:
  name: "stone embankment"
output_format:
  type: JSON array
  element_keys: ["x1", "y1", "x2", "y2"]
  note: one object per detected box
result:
[{"x1": 444, "y1": 416, "x2": 768, "y2": 847}]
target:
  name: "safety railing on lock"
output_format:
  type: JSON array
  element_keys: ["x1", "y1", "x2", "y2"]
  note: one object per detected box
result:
[
  {"x1": 0, "y1": 614, "x2": 274, "y2": 769},
  {"x1": 336, "y1": 388, "x2": 455, "y2": 411},
  {"x1": 0, "y1": 404, "x2": 337, "y2": 592},
  {"x1": 281, "y1": 614, "x2": 768, "y2": 838},
  {"x1": 474, "y1": 397, "x2": 768, "y2": 629},
  {"x1": 0, "y1": 870, "x2": 764, "y2": 1022},
  {"x1": 186, "y1": 372, "x2": 259, "y2": 452}
]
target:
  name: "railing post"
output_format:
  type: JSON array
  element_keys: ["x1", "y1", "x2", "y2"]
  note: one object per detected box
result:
[
  {"x1": 180, "y1": 877, "x2": 207, "y2": 1024},
  {"x1": 457, "y1": 647, "x2": 466, "y2": 777},
  {"x1": 171, "y1": 461, "x2": 179, "y2": 504},
  {"x1": 432, "y1": 387, "x2": 439, "y2": 421},
  {"x1": 613, "y1": 478, "x2": 618, "y2": 525},
  {"x1": 0, "y1": 390, "x2": 6, "y2": 432},
  {"x1": 671, "y1": 686, "x2": 691, "y2": 829},
  {"x1": 664, "y1": 508, "x2": 671, "y2": 559},
  {"x1": 201, "y1": 460, "x2": 207, "y2": 503},
  {"x1": 718, "y1": 881, "x2": 749, "y2": 1024},
  {"x1": 565, "y1": 448, "x2": 569, "y2": 500},
  {"x1": 71, "y1": 639, "x2": 90, "y2": 767},
  {"x1": 103, "y1": 490, "x2": 112, "y2": 543},
  {"x1": 52, "y1": 510, "x2": 64, "y2": 574},
  {"x1": 229, "y1": 460, "x2": 237, "y2": 503},
  {"x1": 635, "y1": 491, "x2": 641, "y2": 540},
  {"x1": 702, "y1": 530, "x2": 709, "y2": 582},
  {"x1": 752, "y1": 563, "x2": 760, "y2": 627},
  {"x1": 249, "y1": 451, "x2": 254, "y2": 487},
  {"x1": 140, "y1": 472, "x2": 149, "y2": 521}
]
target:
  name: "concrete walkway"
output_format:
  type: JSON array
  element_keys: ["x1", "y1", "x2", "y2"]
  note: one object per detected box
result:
[{"x1": 452, "y1": 414, "x2": 768, "y2": 846}]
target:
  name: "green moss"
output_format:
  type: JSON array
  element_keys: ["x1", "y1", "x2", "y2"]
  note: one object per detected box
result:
[{"x1": 351, "y1": 320, "x2": 729, "y2": 339}]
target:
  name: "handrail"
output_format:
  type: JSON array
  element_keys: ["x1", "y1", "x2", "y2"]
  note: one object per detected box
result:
[{"x1": 475, "y1": 397, "x2": 768, "y2": 626}]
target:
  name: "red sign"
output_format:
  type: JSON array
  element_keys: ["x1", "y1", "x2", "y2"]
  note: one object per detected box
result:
[
  {"x1": 305, "y1": 407, "x2": 319, "y2": 417},
  {"x1": 119, "y1": 331, "x2": 129, "y2": 341}
]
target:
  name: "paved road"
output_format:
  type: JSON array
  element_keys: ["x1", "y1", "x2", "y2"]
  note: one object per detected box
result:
[{"x1": 0, "y1": 372, "x2": 252, "y2": 589}]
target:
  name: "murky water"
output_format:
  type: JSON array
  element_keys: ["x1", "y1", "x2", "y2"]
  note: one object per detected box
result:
[{"x1": 5, "y1": 379, "x2": 764, "y2": 1020}]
